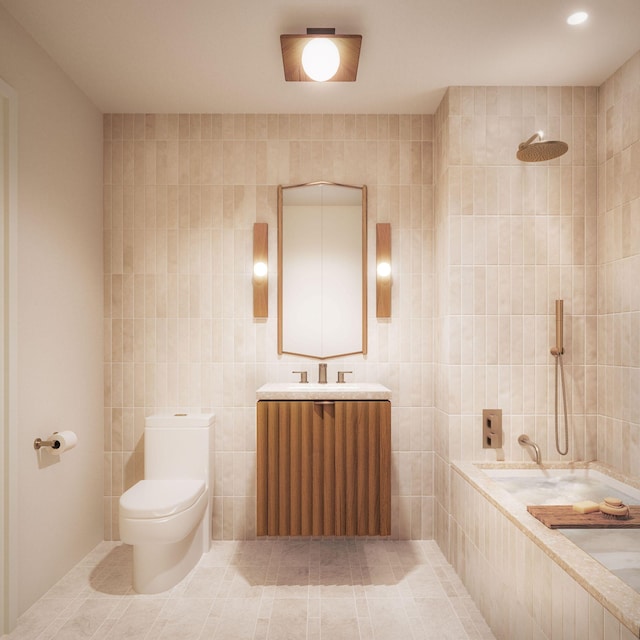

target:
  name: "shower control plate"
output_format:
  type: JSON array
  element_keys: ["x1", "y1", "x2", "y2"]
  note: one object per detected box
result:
[{"x1": 482, "y1": 409, "x2": 503, "y2": 449}]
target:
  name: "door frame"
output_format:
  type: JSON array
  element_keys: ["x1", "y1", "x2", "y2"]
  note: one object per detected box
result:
[{"x1": 0, "y1": 75, "x2": 18, "y2": 635}]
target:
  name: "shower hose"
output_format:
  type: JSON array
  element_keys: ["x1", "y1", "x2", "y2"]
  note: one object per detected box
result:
[{"x1": 553, "y1": 352, "x2": 569, "y2": 456}]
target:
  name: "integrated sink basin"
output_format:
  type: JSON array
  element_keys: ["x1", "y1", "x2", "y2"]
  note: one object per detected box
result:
[{"x1": 256, "y1": 382, "x2": 391, "y2": 401}]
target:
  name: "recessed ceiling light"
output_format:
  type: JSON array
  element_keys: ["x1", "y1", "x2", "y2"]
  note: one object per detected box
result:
[{"x1": 567, "y1": 11, "x2": 589, "y2": 25}]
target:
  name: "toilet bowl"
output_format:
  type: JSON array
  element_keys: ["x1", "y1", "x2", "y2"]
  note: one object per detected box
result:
[{"x1": 119, "y1": 413, "x2": 214, "y2": 594}]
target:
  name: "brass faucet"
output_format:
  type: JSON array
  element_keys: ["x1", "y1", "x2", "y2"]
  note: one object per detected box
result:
[{"x1": 318, "y1": 363, "x2": 327, "y2": 384}]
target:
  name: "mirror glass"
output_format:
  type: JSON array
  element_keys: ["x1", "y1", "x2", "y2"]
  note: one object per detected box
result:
[{"x1": 278, "y1": 181, "x2": 367, "y2": 359}]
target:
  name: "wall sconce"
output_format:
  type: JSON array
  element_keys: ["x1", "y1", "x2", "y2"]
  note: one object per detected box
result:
[
  {"x1": 280, "y1": 28, "x2": 362, "y2": 82},
  {"x1": 253, "y1": 222, "x2": 268, "y2": 318},
  {"x1": 376, "y1": 223, "x2": 391, "y2": 318}
]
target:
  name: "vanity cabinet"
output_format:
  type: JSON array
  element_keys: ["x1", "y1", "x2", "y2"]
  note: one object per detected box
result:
[{"x1": 256, "y1": 400, "x2": 391, "y2": 537}]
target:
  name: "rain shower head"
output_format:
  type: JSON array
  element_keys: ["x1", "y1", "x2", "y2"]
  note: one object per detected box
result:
[{"x1": 516, "y1": 131, "x2": 568, "y2": 162}]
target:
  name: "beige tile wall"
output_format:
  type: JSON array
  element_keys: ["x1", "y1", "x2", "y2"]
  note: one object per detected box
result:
[
  {"x1": 431, "y1": 50, "x2": 640, "y2": 639},
  {"x1": 103, "y1": 113, "x2": 435, "y2": 540},
  {"x1": 433, "y1": 45, "x2": 640, "y2": 580},
  {"x1": 597, "y1": 50, "x2": 640, "y2": 474},
  {"x1": 433, "y1": 85, "x2": 599, "y2": 553}
]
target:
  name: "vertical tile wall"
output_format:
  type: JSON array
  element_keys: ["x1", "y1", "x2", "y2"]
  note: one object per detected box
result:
[
  {"x1": 103, "y1": 114, "x2": 435, "y2": 540},
  {"x1": 597, "y1": 50, "x2": 640, "y2": 475},
  {"x1": 433, "y1": 86, "x2": 599, "y2": 552}
]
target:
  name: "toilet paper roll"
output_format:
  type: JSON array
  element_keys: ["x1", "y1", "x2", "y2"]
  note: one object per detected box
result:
[{"x1": 50, "y1": 430, "x2": 78, "y2": 455}]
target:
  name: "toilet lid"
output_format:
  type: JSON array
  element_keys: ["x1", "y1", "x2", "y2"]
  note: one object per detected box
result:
[{"x1": 120, "y1": 478, "x2": 206, "y2": 519}]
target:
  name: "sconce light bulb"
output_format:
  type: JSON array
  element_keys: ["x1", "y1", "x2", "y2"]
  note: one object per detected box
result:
[
  {"x1": 301, "y1": 38, "x2": 340, "y2": 81},
  {"x1": 377, "y1": 262, "x2": 391, "y2": 278},
  {"x1": 253, "y1": 261, "x2": 268, "y2": 278}
]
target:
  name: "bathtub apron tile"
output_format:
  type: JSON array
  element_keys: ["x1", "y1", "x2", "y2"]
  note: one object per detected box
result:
[{"x1": 574, "y1": 583, "x2": 590, "y2": 640}]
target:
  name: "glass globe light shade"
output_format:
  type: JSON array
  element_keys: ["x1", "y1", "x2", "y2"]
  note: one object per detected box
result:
[{"x1": 301, "y1": 38, "x2": 340, "y2": 82}]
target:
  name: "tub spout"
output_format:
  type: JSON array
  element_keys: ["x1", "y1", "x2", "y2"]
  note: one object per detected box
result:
[{"x1": 518, "y1": 434, "x2": 541, "y2": 465}]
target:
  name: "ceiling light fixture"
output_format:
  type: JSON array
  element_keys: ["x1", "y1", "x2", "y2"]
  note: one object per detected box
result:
[
  {"x1": 280, "y1": 28, "x2": 362, "y2": 82},
  {"x1": 567, "y1": 11, "x2": 588, "y2": 25}
]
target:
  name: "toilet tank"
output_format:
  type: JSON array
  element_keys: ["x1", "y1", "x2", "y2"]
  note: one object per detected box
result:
[{"x1": 144, "y1": 413, "x2": 214, "y2": 482}]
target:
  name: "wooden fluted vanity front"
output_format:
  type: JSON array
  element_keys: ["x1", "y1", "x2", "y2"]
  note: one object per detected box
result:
[{"x1": 256, "y1": 400, "x2": 391, "y2": 537}]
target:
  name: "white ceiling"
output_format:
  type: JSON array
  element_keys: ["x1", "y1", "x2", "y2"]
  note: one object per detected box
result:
[{"x1": 2, "y1": 0, "x2": 640, "y2": 114}]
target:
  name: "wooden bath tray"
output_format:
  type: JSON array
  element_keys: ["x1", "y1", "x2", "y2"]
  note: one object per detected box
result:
[{"x1": 527, "y1": 505, "x2": 640, "y2": 528}]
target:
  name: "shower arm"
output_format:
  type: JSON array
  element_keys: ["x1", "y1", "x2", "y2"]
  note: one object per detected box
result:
[{"x1": 518, "y1": 132, "x2": 540, "y2": 150}]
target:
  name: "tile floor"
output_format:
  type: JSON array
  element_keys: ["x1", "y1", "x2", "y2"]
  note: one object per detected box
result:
[{"x1": 6, "y1": 539, "x2": 496, "y2": 639}]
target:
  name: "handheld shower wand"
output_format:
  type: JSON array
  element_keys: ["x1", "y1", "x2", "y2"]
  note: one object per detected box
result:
[
  {"x1": 550, "y1": 300, "x2": 569, "y2": 456},
  {"x1": 550, "y1": 299, "x2": 564, "y2": 356}
]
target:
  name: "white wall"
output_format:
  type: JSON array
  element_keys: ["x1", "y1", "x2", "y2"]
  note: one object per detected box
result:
[{"x1": 0, "y1": 6, "x2": 104, "y2": 616}]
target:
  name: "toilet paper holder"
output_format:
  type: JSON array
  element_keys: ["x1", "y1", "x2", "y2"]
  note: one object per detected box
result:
[{"x1": 33, "y1": 432, "x2": 61, "y2": 450}]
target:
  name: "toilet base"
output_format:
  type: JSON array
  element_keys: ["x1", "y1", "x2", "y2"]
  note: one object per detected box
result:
[{"x1": 131, "y1": 511, "x2": 210, "y2": 594}]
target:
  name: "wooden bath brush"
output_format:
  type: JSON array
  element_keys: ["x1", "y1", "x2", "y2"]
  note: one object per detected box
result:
[{"x1": 599, "y1": 497, "x2": 630, "y2": 520}]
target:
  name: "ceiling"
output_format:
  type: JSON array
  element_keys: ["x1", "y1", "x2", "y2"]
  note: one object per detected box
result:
[{"x1": 2, "y1": 0, "x2": 640, "y2": 114}]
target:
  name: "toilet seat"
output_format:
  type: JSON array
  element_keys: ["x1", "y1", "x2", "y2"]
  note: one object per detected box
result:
[{"x1": 120, "y1": 478, "x2": 205, "y2": 519}]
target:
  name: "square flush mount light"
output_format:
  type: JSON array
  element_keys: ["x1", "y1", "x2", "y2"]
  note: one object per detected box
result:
[{"x1": 280, "y1": 28, "x2": 362, "y2": 82}]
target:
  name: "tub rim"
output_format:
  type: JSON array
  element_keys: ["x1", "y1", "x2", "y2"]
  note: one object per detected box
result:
[{"x1": 452, "y1": 459, "x2": 640, "y2": 639}]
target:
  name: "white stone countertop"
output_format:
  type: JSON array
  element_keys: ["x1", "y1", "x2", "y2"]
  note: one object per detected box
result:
[{"x1": 256, "y1": 382, "x2": 392, "y2": 401}]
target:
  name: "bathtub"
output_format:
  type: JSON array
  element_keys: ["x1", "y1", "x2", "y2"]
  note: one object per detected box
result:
[
  {"x1": 449, "y1": 461, "x2": 640, "y2": 639},
  {"x1": 485, "y1": 466, "x2": 640, "y2": 595}
]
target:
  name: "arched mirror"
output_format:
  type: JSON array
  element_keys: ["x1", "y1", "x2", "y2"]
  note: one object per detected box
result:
[{"x1": 278, "y1": 181, "x2": 367, "y2": 359}]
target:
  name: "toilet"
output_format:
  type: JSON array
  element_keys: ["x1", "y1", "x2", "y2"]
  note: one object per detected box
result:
[{"x1": 119, "y1": 413, "x2": 214, "y2": 593}]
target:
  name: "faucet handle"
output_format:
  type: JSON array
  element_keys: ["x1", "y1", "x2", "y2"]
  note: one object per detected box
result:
[
  {"x1": 336, "y1": 371, "x2": 352, "y2": 383},
  {"x1": 292, "y1": 370, "x2": 308, "y2": 383}
]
